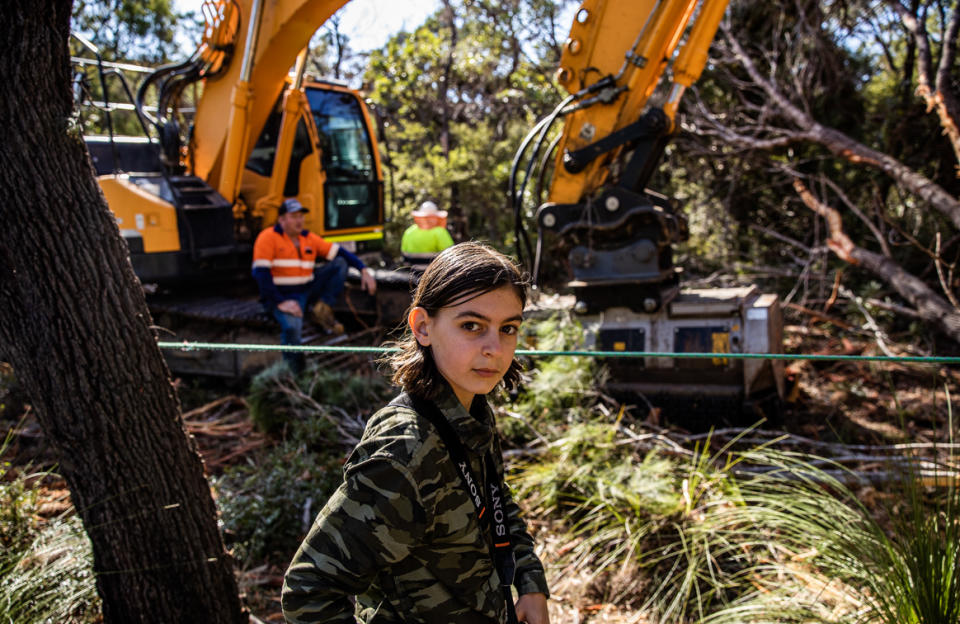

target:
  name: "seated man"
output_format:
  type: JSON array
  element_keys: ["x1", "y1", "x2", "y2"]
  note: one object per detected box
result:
[
  {"x1": 400, "y1": 200, "x2": 454, "y2": 267},
  {"x1": 252, "y1": 198, "x2": 377, "y2": 373}
]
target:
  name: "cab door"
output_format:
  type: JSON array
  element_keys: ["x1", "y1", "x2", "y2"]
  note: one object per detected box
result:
[{"x1": 304, "y1": 83, "x2": 384, "y2": 249}]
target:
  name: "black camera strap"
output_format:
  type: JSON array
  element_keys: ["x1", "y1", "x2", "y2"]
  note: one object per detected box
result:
[{"x1": 391, "y1": 393, "x2": 518, "y2": 624}]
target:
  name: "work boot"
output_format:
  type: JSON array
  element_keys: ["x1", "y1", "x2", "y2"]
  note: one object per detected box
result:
[{"x1": 310, "y1": 301, "x2": 345, "y2": 335}]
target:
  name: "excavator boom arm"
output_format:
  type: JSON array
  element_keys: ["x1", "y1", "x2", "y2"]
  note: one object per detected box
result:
[
  {"x1": 190, "y1": 0, "x2": 351, "y2": 201},
  {"x1": 549, "y1": 0, "x2": 730, "y2": 205}
]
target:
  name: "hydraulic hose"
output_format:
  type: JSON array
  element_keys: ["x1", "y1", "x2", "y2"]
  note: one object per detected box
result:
[{"x1": 509, "y1": 94, "x2": 576, "y2": 273}]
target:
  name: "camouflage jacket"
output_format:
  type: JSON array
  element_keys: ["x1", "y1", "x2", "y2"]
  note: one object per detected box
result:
[{"x1": 282, "y1": 385, "x2": 549, "y2": 624}]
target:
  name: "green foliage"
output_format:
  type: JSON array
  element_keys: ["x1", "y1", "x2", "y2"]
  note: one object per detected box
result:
[
  {"x1": 0, "y1": 515, "x2": 99, "y2": 624},
  {"x1": 213, "y1": 421, "x2": 343, "y2": 567},
  {"x1": 70, "y1": 1, "x2": 204, "y2": 138},
  {"x1": 365, "y1": 0, "x2": 572, "y2": 250},
  {"x1": 512, "y1": 424, "x2": 743, "y2": 617},
  {"x1": 512, "y1": 406, "x2": 960, "y2": 622},
  {"x1": 0, "y1": 433, "x2": 98, "y2": 624},
  {"x1": 71, "y1": 0, "x2": 192, "y2": 63},
  {"x1": 499, "y1": 311, "x2": 603, "y2": 441},
  {"x1": 515, "y1": 423, "x2": 681, "y2": 517},
  {"x1": 0, "y1": 439, "x2": 39, "y2": 553},
  {"x1": 219, "y1": 364, "x2": 391, "y2": 565},
  {"x1": 247, "y1": 362, "x2": 391, "y2": 434},
  {"x1": 247, "y1": 362, "x2": 305, "y2": 434},
  {"x1": 700, "y1": 449, "x2": 960, "y2": 624}
]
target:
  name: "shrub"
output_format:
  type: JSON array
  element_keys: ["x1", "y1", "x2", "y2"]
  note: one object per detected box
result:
[
  {"x1": 1, "y1": 432, "x2": 98, "y2": 623},
  {"x1": 219, "y1": 365, "x2": 391, "y2": 566},
  {"x1": 214, "y1": 415, "x2": 345, "y2": 566}
]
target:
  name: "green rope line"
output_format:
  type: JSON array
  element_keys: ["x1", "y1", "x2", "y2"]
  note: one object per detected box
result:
[{"x1": 155, "y1": 341, "x2": 960, "y2": 364}]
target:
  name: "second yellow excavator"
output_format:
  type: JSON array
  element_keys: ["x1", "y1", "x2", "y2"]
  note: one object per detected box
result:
[{"x1": 510, "y1": 0, "x2": 784, "y2": 418}]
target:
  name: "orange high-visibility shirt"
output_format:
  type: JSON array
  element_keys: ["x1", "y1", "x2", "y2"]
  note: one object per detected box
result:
[{"x1": 252, "y1": 224, "x2": 338, "y2": 287}]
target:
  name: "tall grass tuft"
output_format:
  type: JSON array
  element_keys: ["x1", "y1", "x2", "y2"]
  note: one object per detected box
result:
[
  {"x1": 513, "y1": 409, "x2": 960, "y2": 623},
  {"x1": 699, "y1": 446, "x2": 960, "y2": 624},
  {"x1": 513, "y1": 424, "x2": 747, "y2": 621},
  {"x1": 0, "y1": 430, "x2": 99, "y2": 623},
  {"x1": 695, "y1": 387, "x2": 960, "y2": 624},
  {"x1": 0, "y1": 515, "x2": 100, "y2": 623}
]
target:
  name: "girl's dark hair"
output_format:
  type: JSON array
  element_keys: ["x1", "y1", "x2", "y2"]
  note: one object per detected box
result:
[{"x1": 388, "y1": 241, "x2": 528, "y2": 399}]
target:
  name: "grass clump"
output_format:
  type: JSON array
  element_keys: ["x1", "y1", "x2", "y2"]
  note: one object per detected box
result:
[
  {"x1": 514, "y1": 404, "x2": 960, "y2": 624},
  {"x1": 513, "y1": 422, "x2": 743, "y2": 619},
  {"x1": 0, "y1": 514, "x2": 99, "y2": 624},
  {"x1": 1, "y1": 431, "x2": 98, "y2": 623},
  {"x1": 700, "y1": 448, "x2": 960, "y2": 624}
]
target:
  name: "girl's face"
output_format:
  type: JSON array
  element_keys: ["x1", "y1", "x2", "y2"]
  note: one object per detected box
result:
[{"x1": 410, "y1": 285, "x2": 524, "y2": 408}]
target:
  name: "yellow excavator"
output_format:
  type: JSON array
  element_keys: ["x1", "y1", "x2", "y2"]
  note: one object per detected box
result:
[
  {"x1": 510, "y1": 0, "x2": 785, "y2": 417},
  {"x1": 74, "y1": 0, "x2": 384, "y2": 282},
  {"x1": 73, "y1": 0, "x2": 399, "y2": 375},
  {"x1": 75, "y1": 0, "x2": 783, "y2": 415}
]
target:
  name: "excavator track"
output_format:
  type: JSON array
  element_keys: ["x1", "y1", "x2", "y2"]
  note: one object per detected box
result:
[
  {"x1": 147, "y1": 267, "x2": 415, "y2": 378},
  {"x1": 149, "y1": 294, "x2": 335, "y2": 378}
]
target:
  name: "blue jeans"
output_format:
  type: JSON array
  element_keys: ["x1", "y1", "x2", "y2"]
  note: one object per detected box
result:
[{"x1": 266, "y1": 257, "x2": 348, "y2": 373}]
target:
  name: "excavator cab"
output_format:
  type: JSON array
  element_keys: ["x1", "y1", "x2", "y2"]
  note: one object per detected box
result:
[
  {"x1": 305, "y1": 83, "x2": 383, "y2": 242},
  {"x1": 72, "y1": 34, "x2": 384, "y2": 286},
  {"x1": 241, "y1": 80, "x2": 384, "y2": 253}
]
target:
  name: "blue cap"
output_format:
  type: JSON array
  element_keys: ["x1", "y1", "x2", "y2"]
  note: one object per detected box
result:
[{"x1": 279, "y1": 198, "x2": 309, "y2": 215}]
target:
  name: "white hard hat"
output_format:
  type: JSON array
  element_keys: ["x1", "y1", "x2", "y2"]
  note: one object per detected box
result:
[{"x1": 412, "y1": 200, "x2": 447, "y2": 218}]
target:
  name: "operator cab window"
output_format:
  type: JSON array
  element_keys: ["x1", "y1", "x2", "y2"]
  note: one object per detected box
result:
[
  {"x1": 305, "y1": 86, "x2": 380, "y2": 232},
  {"x1": 245, "y1": 96, "x2": 283, "y2": 177}
]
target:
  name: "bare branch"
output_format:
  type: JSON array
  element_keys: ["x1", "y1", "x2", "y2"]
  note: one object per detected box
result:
[
  {"x1": 935, "y1": 231, "x2": 960, "y2": 308},
  {"x1": 890, "y1": 0, "x2": 960, "y2": 167},
  {"x1": 937, "y1": 2, "x2": 960, "y2": 94},
  {"x1": 888, "y1": 0, "x2": 935, "y2": 95},
  {"x1": 866, "y1": 297, "x2": 923, "y2": 319},
  {"x1": 821, "y1": 177, "x2": 892, "y2": 258},
  {"x1": 935, "y1": 3, "x2": 960, "y2": 167},
  {"x1": 792, "y1": 179, "x2": 858, "y2": 263},
  {"x1": 721, "y1": 23, "x2": 960, "y2": 228},
  {"x1": 793, "y1": 178, "x2": 960, "y2": 342},
  {"x1": 748, "y1": 223, "x2": 812, "y2": 254},
  {"x1": 839, "y1": 285, "x2": 895, "y2": 357}
]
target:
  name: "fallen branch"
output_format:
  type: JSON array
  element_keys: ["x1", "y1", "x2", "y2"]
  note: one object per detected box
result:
[
  {"x1": 792, "y1": 178, "x2": 960, "y2": 343},
  {"x1": 782, "y1": 302, "x2": 854, "y2": 330}
]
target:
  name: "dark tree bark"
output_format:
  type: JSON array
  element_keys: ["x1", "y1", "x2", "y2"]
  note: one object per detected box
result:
[
  {"x1": 438, "y1": 0, "x2": 457, "y2": 160},
  {"x1": 0, "y1": 4, "x2": 244, "y2": 623}
]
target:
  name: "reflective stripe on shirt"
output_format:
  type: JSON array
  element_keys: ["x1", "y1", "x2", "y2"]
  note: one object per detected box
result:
[{"x1": 273, "y1": 275, "x2": 314, "y2": 286}]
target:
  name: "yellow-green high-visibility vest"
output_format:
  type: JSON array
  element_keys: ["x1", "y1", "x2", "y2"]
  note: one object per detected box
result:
[{"x1": 401, "y1": 225, "x2": 454, "y2": 258}]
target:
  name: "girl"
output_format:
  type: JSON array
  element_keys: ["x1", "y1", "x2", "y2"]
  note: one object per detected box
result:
[{"x1": 282, "y1": 242, "x2": 550, "y2": 624}]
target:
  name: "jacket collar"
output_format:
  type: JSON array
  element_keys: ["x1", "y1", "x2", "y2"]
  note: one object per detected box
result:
[
  {"x1": 272, "y1": 223, "x2": 310, "y2": 237},
  {"x1": 432, "y1": 381, "x2": 495, "y2": 453}
]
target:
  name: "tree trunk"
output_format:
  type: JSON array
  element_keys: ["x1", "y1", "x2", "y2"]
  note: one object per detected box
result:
[
  {"x1": 439, "y1": 0, "x2": 456, "y2": 160},
  {"x1": 0, "y1": 4, "x2": 244, "y2": 623}
]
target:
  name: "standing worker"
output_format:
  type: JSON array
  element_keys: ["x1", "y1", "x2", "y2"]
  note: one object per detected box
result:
[
  {"x1": 252, "y1": 197, "x2": 377, "y2": 373},
  {"x1": 400, "y1": 200, "x2": 455, "y2": 267}
]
